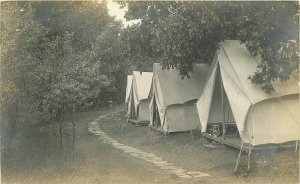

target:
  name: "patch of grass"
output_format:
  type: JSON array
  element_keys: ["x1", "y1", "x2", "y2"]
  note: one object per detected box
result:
[{"x1": 1, "y1": 105, "x2": 124, "y2": 176}]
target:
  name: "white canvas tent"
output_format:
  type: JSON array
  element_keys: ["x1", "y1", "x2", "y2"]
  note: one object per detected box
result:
[
  {"x1": 150, "y1": 63, "x2": 210, "y2": 133},
  {"x1": 197, "y1": 40, "x2": 300, "y2": 146},
  {"x1": 125, "y1": 75, "x2": 133, "y2": 116},
  {"x1": 128, "y1": 71, "x2": 153, "y2": 122}
]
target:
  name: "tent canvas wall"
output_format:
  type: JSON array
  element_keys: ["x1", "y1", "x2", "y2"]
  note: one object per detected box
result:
[
  {"x1": 197, "y1": 40, "x2": 300, "y2": 146},
  {"x1": 129, "y1": 71, "x2": 153, "y2": 122},
  {"x1": 150, "y1": 63, "x2": 210, "y2": 133},
  {"x1": 125, "y1": 75, "x2": 133, "y2": 116}
]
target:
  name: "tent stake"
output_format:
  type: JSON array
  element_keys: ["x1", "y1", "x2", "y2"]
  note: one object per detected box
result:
[{"x1": 234, "y1": 142, "x2": 244, "y2": 173}]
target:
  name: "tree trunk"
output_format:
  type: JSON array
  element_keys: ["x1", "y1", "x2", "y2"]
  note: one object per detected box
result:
[
  {"x1": 71, "y1": 104, "x2": 76, "y2": 164},
  {"x1": 59, "y1": 113, "x2": 63, "y2": 150},
  {"x1": 91, "y1": 42, "x2": 96, "y2": 57},
  {"x1": 8, "y1": 103, "x2": 18, "y2": 141},
  {"x1": 95, "y1": 95, "x2": 101, "y2": 110}
]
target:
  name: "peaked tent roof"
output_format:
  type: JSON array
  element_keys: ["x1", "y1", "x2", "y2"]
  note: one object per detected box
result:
[
  {"x1": 132, "y1": 71, "x2": 153, "y2": 101},
  {"x1": 153, "y1": 63, "x2": 210, "y2": 107},
  {"x1": 125, "y1": 75, "x2": 133, "y2": 103}
]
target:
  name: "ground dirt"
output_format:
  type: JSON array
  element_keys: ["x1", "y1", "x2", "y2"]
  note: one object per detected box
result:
[{"x1": 2, "y1": 104, "x2": 299, "y2": 184}]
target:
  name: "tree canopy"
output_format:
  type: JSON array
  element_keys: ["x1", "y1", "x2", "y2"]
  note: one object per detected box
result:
[
  {"x1": 0, "y1": 1, "x2": 130, "y2": 141},
  {"x1": 123, "y1": 1, "x2": 299, "y2": 93}
]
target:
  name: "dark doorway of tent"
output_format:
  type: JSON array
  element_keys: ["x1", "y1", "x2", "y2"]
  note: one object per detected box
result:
[
  {"x1": 201, "y1": 66, "x2": 246, "y2": 150},
  {"x1": 150, "y1": 95, "x2": 163, "y2": 132},
  {"x1": 127, "y1": 90, "x2": 137, "y2": 123}
]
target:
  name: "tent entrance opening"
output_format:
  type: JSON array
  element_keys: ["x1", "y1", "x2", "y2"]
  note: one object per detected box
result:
[
  {"x1": 203, "y1": 66, "x2": 243, "y2": 149},
  {"x1": 152, "y1": 96, "x2": 161, "y2": 128}
]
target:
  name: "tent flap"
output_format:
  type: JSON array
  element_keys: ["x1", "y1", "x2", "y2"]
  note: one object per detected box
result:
[{"x1": 125, "y1": 75, "x2": 133, "y2": 103}]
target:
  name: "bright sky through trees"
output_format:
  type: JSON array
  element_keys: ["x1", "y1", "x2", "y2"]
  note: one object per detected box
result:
[{"x1": 107, "y1": 0, "x2": 140, "y2": 27}]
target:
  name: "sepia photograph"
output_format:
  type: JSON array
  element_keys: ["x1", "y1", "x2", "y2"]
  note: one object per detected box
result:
[{"x1": 0, "y1": 1, "x2": 299, "y2": 183}]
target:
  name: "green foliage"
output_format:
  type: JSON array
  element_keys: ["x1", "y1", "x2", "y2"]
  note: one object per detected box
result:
[
  {"x1": 32, "y1": 1, "x2": 113, "y2": 51},
  {"x1": 0, "y1": 1, "x2": 141, "y2": 170},
  {"x1": 1, "y1": 2, "x2": 50, "y2": 125},
  {"x1": 238, "y1": 2, "x2": 299, "y2": 93},
  {"x1": 124, "y1": 1, "x2": 299, "y2": 92},
  {"x1": 0, "y1": 1, "x2": 130, "y2": 138}
]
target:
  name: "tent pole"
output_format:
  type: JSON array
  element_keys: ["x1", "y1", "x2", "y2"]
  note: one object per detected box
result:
[
  {"x1": 220, "y1": 73, "x2": 225, "y2": 140},
  {"x1": 234, "y1": 141, "x2": 244, "y2": 173},
  {"x1": 296, "y1": 140, "x2": 299, "y2": 152},
  {"x1": 155, "y1": 107, "x2": 158, "y2": 128},
  {"x1": 130, "y1": 100, "x2": 134, "y2": 119},
  {"x1": 248, "y1": 106, "x2": 253, "y2": 170},
  {"x1": 130, "y1": 90, "x2": 134, "y2": 120},
  {"x1": 247, "y1": 144, "x2": 251, "y2": 170}
]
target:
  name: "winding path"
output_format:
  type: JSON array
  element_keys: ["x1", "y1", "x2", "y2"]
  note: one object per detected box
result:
[{"x1": 87, "y1": 111, "x2": 210, "y2": 179}]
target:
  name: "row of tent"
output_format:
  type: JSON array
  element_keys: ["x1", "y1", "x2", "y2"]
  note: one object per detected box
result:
[{"x1": 125, "y1": 40, "x2": 299, "y2": 147}]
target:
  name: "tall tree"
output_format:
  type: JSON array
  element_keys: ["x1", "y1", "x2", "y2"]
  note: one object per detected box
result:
[
  {"x1": 1, "y1": 2, "x2": 50, "y2": 139},
  {"x1": 1, "y1": 1, "x2": 131, "y2": 162}
]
